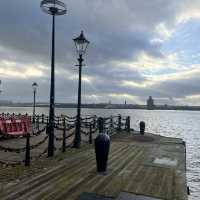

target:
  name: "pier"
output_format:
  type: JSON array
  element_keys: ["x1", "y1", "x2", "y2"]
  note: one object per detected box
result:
[{"x1": 0, "y1": 114, "x2": 188, "y2": 200}]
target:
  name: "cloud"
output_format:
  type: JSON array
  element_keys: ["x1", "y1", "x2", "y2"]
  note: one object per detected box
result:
[{"x1": 0, "y1": 0, "x2": 200, "y2": 105}]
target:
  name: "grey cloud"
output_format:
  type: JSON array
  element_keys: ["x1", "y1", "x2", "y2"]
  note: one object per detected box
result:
[
  {"x1": 0, "y1": 0, "x2": 195, "y2": 104},
  {"x1": 153, "y1": 76, "x2": 200, "y2": 99}
]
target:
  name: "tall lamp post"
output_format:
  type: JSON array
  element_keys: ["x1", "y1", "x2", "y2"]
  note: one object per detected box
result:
[
  {"x1": 73, "y1": 31, "x2": 90, "y2": 148},
  {"x1": 32, "y1": 82, "x2": 38, "y2": 123},
  {"x1": 40, "y1": 0, "x2": 66, "y2": 157}
]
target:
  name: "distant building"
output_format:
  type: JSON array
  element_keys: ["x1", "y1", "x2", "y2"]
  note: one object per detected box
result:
[{"x1": 147, "y1": 96, "x2": 154, "y2": 109}]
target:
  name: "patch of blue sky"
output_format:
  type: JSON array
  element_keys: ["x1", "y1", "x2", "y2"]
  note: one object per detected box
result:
[{"x1": 161, "y1": 19, "x2": 200, "y2": 70}]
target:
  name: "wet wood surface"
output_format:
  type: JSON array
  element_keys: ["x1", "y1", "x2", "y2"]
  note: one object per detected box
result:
[{"x1": 0, "y1": 131, "x2": 187, "y2": 200}]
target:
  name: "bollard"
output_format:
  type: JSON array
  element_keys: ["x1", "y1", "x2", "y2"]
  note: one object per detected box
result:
[
  {"x1": 62, "y1": 118, "x2": 66, "y2": 152},
  {"x1": 95, "y1": 133, "x2": 110, "y2": 173},
  {"x1": 98, "y1": 117, "x2": 104, "y2": 133},
  {"x1": 25, "y1": 133, "x2": 30, "y2": 166},
  {"x1": 139, "y1": 121, "x2": 145, "y2": 135},
  {"x1": 89, "y1": 123, "x2": 92, "y2": 144}
]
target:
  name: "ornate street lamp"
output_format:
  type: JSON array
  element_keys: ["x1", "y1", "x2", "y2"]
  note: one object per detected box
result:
[
  {"x1": 32, "y1": 82, "x2": 38, "y2": 124},
  {"x1": 40, "y1": 0, "x2": 66, "y2": 157},
  {"x1": 73, "y1": 31, "x2": 90, "y2": 148}
]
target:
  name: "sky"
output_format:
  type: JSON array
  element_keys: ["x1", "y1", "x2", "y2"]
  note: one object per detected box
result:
[{"x1": 1, "y1": 0, "x2": 200, "y2": 105}]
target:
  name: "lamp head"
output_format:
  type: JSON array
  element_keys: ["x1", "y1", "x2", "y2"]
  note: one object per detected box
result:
[
  {"x1": 73, "y1": 31, "x2": 90, "y2": 56},
  {"x1": 32, "y1": 82, "x2": 38, "y2": 92}
]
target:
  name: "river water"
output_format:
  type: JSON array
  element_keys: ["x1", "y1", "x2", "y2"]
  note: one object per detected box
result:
[{"x1": 0, "y1": 107, "x2": 199, "y2": 199}]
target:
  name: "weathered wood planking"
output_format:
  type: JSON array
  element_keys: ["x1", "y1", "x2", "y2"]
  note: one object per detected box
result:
[{"x1": 0, "y1": 131, "x2": 187, "y2": 200}]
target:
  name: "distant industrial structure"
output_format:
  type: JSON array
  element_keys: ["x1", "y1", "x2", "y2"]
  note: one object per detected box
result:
[{"x1": 147, "y1": 96, "x2": 155, "y2": 110}]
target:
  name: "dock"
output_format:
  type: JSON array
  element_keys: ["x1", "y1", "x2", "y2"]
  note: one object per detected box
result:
[{"x1": 0, "y1": 130, "x2": 187, "y2": 200}]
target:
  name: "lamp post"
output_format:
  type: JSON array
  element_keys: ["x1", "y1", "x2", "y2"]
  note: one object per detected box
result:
[
  {"x1": 73, "y1": 31, "x2": 90, "y2": 148},
  {"x1": 32, "y1": 82, "x2": 38, "y2": 124},
  {"x1": 40, "y1": 0, "x2": 66, "y2": 157}
]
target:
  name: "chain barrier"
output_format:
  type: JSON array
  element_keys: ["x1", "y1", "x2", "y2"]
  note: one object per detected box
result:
[
  {"x1": 0, "y1": 135, "x2": 48, "y2": 153},
  {"x1": 0, "y1": 113, "x2": 130, "y2": 167},
  {"x1": 32, "y1": 127, "x2": 46, "y2": 136}
]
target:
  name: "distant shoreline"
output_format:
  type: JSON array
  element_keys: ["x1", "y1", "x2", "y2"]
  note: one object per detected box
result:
[{"x1": 1, "y1": 103, "x2": 200, "y2": 111}]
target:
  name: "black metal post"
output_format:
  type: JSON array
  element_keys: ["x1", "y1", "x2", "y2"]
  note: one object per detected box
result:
[
  {"x1": 98, "y1": 117, "x2": 104, "y2": 133},
  {"x1": 62, "y1": 118, "x2": 66, "y2": 152},
  {"x1": 42, "y1": 114, "x2": 44, "y2": 124},
  {"x1": 48, "y1": 13, "x2": 55, "y2": 157},
  {"x1": 139, "y1": 121, "x2": 145, "y2": 135},
  {"x1": 110, "y1": 115, "x2": 113, "y2": 128},
  {"x1": 33, "y1": 89, "x2": 36, "y2": 123},
  {"x1": 89, "y1": 123, "x2": 92, "y2": 144},
  {"x1": 126, "y1": 116, "x2": 130, "y2": 132},
  {"x1": 25, "y1": 133, "x2": 30, "y2": 166},
  {"x1": 118, "y1": 115, "x2": 121, "y2": 131},
  {"x1": 74, "y1": 55, "x2": 83, "y2": 148},
  {"x1": 37, "y1": 115, "x2": 39, "y2": 131},
  {"x1": 93, "y1": 116, "x2": 96, "y2": 129}
]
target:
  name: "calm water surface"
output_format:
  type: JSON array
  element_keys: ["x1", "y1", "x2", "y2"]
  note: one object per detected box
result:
[{"x1": 0, "y1": 107, "x2": 199, "y2": 199}]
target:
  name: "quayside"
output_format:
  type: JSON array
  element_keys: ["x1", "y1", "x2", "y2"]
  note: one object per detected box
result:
[{"x1": 0, "y1": 130, "x2": 187, "y2": 200}]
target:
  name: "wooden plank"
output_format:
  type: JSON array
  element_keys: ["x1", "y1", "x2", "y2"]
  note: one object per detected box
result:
[{"x1": 0, "y1": 132, "x2": 188, "y2": 200}]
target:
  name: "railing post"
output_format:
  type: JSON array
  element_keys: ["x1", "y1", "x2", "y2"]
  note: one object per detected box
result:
[
  {"x1": 62, "y1": 118, "x2": 66, "y2": 152},
  {"x1": 98, "y1": 117, "x2": 104, "y2": 133},
  {"x1": 110, "y1": 115, "x2": 113, "y2": 128},
  {"x1": 25, "y1": 133, "x2": 30, "y2": 166},
  {"x1": 85, "y1": 117, "x2": 88, "y2": 128},
  {"x1": 57, "y1": 117, "x2": 60, "y2": 126},
  {"x1": 93, "y1": 116, "x2": 96, "y2": 129},
  {"x1": 118, "y1": 115, "x2": 121, "y2": 131},
  {"x1": 126, "y1": 116, "x2": 130, "y2": 132},
  {"x1": 42, "y1": 114, "x2": 44, "y2": 124},
  {"x1": 37, "y1": 115, "x2": 39, "y2": 130},
  {"x1": 89, "y1": 123, "x2": 92, "y2": 144}
]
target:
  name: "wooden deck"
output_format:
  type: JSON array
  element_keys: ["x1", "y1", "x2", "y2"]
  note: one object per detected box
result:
[{"x1": 0, "y1": 131, "x2": 187, "y2": 200}]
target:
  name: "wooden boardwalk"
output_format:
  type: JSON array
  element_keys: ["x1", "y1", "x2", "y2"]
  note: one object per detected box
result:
[
  {"x1": 0, "y1": 125, "x2": 93, "y2": 165},
  {"x1": 0, "y1": 131, "x2": 187, "y2": 200}
]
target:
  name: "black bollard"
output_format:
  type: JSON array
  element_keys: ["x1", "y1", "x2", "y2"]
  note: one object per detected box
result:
[
  {"x1": 95, "y1": 133, "x2": 110, "y2": 173},
  {"x1": 139, "y1": 121, "x2": 145, "y2": 135}
]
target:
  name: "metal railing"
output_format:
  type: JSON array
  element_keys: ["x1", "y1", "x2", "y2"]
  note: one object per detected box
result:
[{"x1": 0, "y1": 113, "x2": 130, "y2": 167}]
